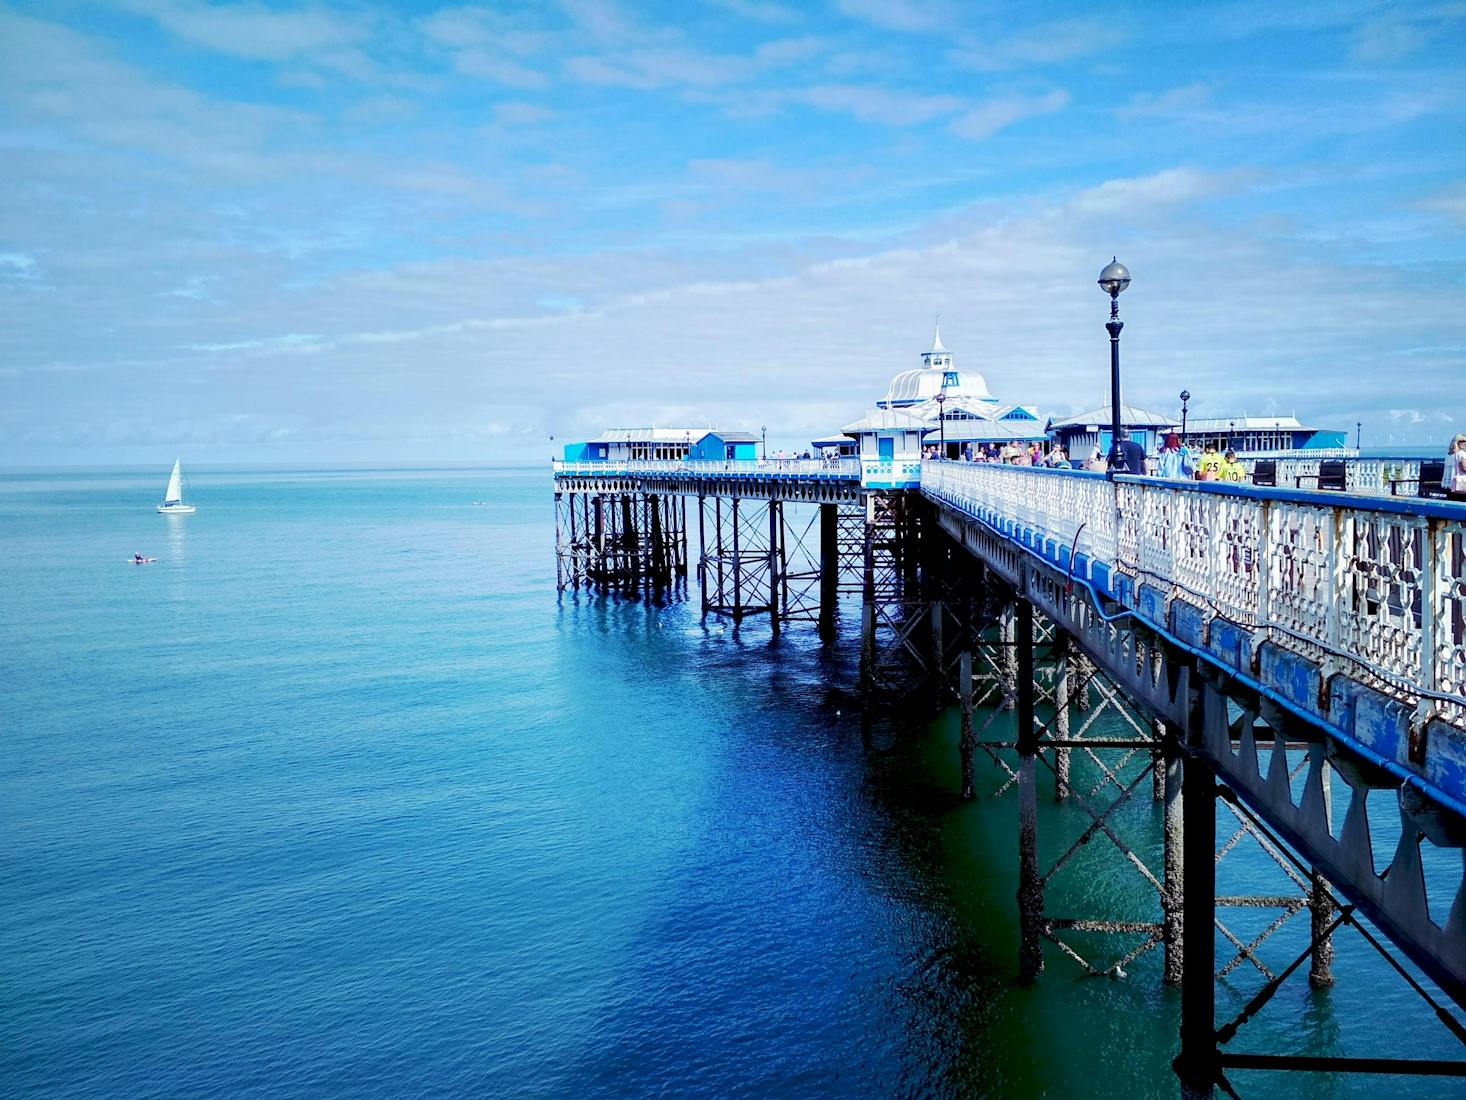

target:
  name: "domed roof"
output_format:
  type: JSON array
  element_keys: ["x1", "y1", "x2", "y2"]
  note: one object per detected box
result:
[{"x1": 879, "y1": 324, "x2": 995, "y2": 408}]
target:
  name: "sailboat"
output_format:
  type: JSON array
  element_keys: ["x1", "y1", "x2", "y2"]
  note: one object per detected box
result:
[{"x1": 157, "y1": 458, "x2": 196, "y2": 515}]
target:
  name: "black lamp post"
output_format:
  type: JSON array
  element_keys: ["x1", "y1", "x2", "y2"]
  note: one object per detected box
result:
[
  {"x1": 1229, "y1": 420, "x2": 1236, "y2": 448},
  {"x1": 1356, "y1": 421, "x2": 1362, "y2": 449},
  {"x1": 760, "y1": 425, "x2": 767, "y2": 460},
  {"x1": 1098, "y1": 258, "x2": 1131, "y2": 471},
  {"x1": 1179, "y1": 390, "x2": 1190, "y2": 441},
  {"x1": 935, "y1": 391, "x2": 947, "y2": 459}
]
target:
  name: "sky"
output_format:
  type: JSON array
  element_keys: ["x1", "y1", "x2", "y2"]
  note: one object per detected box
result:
[{"x1": 1, "y1": 0, "x2": 1464, "y2": 464}]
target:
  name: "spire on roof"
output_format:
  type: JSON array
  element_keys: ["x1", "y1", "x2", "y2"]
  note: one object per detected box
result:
[{"x1": 931, "y1": 315, "x2": 947, "y2": 354}]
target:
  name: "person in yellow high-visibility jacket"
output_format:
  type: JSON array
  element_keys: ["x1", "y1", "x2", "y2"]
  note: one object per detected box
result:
[
  {"x1": 1218, "y1": 448, "x2": 1247, "y2": 482},
  {"x1": 1195, "y1": 443, "x2": 1224, "y2": 480}
]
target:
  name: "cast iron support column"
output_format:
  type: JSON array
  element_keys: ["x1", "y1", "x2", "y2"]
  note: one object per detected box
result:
[
  {"x1": 553, "y1": 491, "x2": 564, "y2": 590},
  {"x1": 1053, "y1": 630, "x2": 1071, "y2": 801},
  {"x1": 999, "y1": 602, "x2": 1017, "y2": 710},
  {"x1": 768, "y1": 499, "x2": 781, "y2": 634},
  {"x1": 860, "y1": 502, "x2": 876, "y2": 696},
  {"x1": 1309, "y1": 868, "x2": 1336, "y2": 987},
  {"x1": 1016, "y1": 597, "x2": 1043, "y2": 983},
  {"x1": 1154, "y1": 718, "x2": 1167, "y2": 802},
  {"x1": 621, "y1": 495, "x2": 639, "y2": 586},
  {"x1": 959, "y1": 648, "x2": 976, "y2": 801},
  {"x1": 593, "y1": 494, "x2": 606, "y2": 581},
  {"x1": 1177, "y1": 684, "x2": 1218, "y2": 1099},
  {"x1": 819, "y1": 502, "x2": 838, "y2": 640},
  {"x1": 679, "y1": 497, "x2": 689, "y2": 576},
  {"x1": 697, "y1": 496, "x2": 709, "y2": 613},
  {"x1": 715, "y1": 498, "x2": 727, "y2": 612},
  {"x1": 731, "y1": 498, "x2": 743, "y2": 622},
  {"x1": 1162, "y1": 720, "x2": 1185, "y2": 986},
  {"x1": 649, "y1": 494, "x2": 666, "y2": 586}
]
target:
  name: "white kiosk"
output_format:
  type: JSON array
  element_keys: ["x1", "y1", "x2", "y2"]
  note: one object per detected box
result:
[{"x1": 842, "y1": 408, "x2": 928, "y2": 489}]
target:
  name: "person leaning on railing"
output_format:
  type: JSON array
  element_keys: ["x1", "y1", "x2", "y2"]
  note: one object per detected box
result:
[{"x1": 1447, "y1": 434, "x2": 1466, "y2": 501}]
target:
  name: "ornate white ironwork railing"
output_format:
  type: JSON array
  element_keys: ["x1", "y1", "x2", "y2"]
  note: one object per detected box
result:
[
  {"x1": 921, "y1": 459, "x2": 1466, "y2": 711},
  {"x1": 1245, "y1": 456, "x2": 1429, "y2": 497},
  {"x1": 553, "y1": 458, "x2": 860, "y2": 478}
]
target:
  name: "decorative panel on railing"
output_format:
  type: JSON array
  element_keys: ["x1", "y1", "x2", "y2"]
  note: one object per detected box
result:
[{"x1": 919, "y1": 459, "x2": 1466, "y2": 719}]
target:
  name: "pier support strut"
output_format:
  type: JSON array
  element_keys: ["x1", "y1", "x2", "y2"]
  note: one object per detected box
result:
[
  {"x1": 1177, "y1": 683, "x2": 1219, "y2": 1099},
  {"x1": 819, "y1": 503, "x2": 839, "y2": 639},
  {"x1": 1016, "y1": 597, "x2": 1043, "y2": 983}
]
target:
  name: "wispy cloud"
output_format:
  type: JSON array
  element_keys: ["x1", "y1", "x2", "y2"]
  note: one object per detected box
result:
[
  {"x1": 833, "y1": 0, "x2": 953, "y2": 34},
  {"x1": 949, "y1": 18, "x2": 1124, "y2": 70},
  {"x1": 950, "y1": 90, "x2": 1069, "y2": 141}
]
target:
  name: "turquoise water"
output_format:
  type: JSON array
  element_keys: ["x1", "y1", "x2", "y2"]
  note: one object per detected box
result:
[{"x1": 2, "y1": 467, "x2": 1459, "y2": 1098}]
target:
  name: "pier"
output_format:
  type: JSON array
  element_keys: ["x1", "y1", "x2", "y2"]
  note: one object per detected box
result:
[{"x1": 554, "y1": 446, "x2": 1466, "y2": 1095}]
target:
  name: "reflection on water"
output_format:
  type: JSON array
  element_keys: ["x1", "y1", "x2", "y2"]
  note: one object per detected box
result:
[{"x1": 0, "y1": 468, "x2": 1458, "y2": 1100}]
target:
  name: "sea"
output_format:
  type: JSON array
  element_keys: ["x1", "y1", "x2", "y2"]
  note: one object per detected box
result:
[{"x1": 1, "y1": 465, "x2": 1460, "y2": 1099}]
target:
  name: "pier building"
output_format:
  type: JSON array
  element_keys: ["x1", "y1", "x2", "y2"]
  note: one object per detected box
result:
[
  {"x1": 1049, "y1": 402, "x2": 1177, "y2": 459},
  {"x1": 552, "y1": 322, "x2": 1466, "y2": 1096},
  {"x1": 1181, "y1": 415, "x2": 1348, "y2": 455}
]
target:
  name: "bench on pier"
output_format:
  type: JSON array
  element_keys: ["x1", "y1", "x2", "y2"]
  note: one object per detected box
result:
[
  {"x1": 1250, "y1": 459, "x2": 1277, "y2": 487},
  {"x1": 1389, "y1": 459, "x2": 1449, "y2": 499},
  {"x1": 1293, "y1": 459, "x2": 1346, "y2": 491}
]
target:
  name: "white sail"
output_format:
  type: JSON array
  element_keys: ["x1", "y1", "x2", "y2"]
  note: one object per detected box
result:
[{"x1": 164, "y1": 459, "x2": 184, "y2": 505}]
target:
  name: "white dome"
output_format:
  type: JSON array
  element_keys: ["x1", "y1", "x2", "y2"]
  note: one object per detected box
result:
[{"x1": 879, "y1": 324, "x2": 995, "y2": 408}]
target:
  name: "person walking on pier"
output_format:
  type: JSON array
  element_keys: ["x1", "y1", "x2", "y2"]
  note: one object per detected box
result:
[
  {"x1": 1154, "y1": 432, "x2": 1193, "y2": 480},
  {"x1": 1113, "y1": 429, "x2": 1146, "y2": 475},
  {"x1": 1447, "y1": 434, "x2": 1466, "y2": 500},
  {"x1": 1196, "y1": 442, "x2": 1223, "y2": 480}
]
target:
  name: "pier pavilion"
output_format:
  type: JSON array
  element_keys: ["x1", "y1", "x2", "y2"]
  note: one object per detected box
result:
[{"x1": 553, "y1": 377, "x2": 1466, "y2": 1094}]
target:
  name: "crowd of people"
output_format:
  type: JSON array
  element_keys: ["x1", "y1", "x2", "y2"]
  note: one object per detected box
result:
[{"x1": 923, "y1": 432, "x2": 1249, "y2": 481}]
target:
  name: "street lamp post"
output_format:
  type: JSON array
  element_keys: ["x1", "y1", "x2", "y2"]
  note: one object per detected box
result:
[
  {"x1": 1356, "y1": 421, "x2": 1362, "y2": 449},
  {"x1": 1097, "y1": 258, "x2": 1131, "y2": 472},
  {"x1": 1229, "y1": 420, "x2": 1236, "y2": 448},
  {"x1": 761, "y1": 425, "x2": 767, "y2": 461},
  {"x1": 1179, "y1": 390, "x2": 1190, "y2": 442},
  {"x1": 935, "y1": 391, "x2": 947, "y2": 459}
]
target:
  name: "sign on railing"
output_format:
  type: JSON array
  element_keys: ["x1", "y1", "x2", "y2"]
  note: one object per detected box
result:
[{"x1": 920, "y1": 459, "x2": 1466, "y2": 712}]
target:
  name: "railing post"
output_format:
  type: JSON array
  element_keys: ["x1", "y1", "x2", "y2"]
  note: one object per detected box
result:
[
  {"x1": 1255, "y1": 498, "x2": 1270, "y2": 632},
  {"x1": 1420, "y1": 516, "x2": 1438, "y2": 699}
]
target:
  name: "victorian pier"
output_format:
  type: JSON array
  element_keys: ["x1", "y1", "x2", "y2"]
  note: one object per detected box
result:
[{"x1": 550, "y1": 344, "x2": 1465, "y2": 1097}]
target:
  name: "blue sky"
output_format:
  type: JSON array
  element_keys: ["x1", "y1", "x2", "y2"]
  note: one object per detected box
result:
[{"x1": 2, "y1": 0, "x2": 1463, "y2": 463}]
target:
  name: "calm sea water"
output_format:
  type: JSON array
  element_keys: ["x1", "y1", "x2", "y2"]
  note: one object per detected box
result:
[{"x1": 2, "y1": 466, "x2": 1458, "y2": 1098}]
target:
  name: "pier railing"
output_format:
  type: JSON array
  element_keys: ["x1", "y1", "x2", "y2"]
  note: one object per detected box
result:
[
  {"x1": 921, "y1": 459, "x2": 1466, "y2": 716},
  {"x1": 553, "y1": 458, "x2": 860, "y2": 479},
  {"x1": 1245, "y1": 455, "x2": 1430, "y2": 497}
]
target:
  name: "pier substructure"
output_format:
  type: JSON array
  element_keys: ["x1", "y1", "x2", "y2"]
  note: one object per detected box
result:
[
  {"x1": 696, "y1": 495, "x2": 864, "y2": 630},
  {"x1": 555, "y1": 490, "x2": 686, "y2": 590}
]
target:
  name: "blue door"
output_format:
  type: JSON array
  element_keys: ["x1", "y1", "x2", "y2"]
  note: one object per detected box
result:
[{"x1": 877, "y1": 436, "x2": 894, "y2": 460}]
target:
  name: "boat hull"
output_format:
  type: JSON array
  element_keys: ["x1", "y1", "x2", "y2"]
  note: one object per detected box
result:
[{"x1": 157, "y1": 504, "x2": 196, "y2": 515}]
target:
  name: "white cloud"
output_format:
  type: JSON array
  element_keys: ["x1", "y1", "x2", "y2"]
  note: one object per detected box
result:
[
  {"x1": 1070, "y1": 167, "x2": 1256, "y2": 215},
  {"x1": 834, "y1": 0, "x2": 951, "y2": 34},
  {"x1": 949, "y1": 18, "x2": 1124, "y2": 70},
  {"x1": 116, "y1": 0, "x2": 381, "y2": 80},
  {"x1": 1120, "y1": 82, "x2": 1213, "y2": 118},
  {"x1": 950, "y1": 90, "x2": 1069, "y2": 141},
  {"x1": 796, "y1": 83, "x2": 963, "y2": 125},
  {"x1": 1416, "y1": 181, "x2": 1466, "y2": 224},
  {"x1": 491, "y1": 100, "x2": 559, "y2": 126},
  {"x1": 1352, "y1": 19, "x2": 1427, "y2": 63}
]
